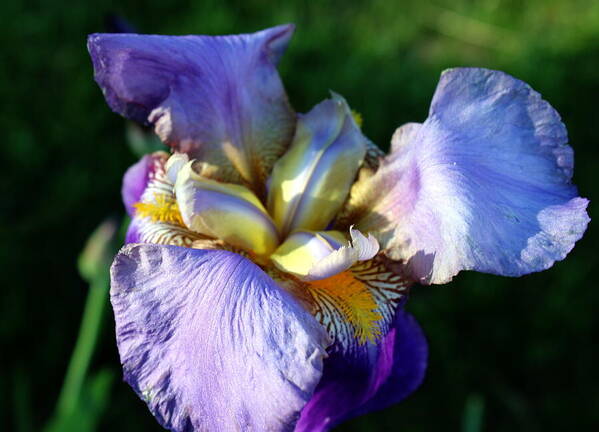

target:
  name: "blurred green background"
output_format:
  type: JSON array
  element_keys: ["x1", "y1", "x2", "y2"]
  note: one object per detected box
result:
[{"x1": 2, "y1": 0, "x2": 598, "y2": 431}]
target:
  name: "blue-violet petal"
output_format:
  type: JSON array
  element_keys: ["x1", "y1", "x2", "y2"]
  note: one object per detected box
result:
[
  {"x1": 110, "y1": 244, "x2": 328, "y2": 431},
  {"x1": 88, "y1": 25, "x2": 296, "y2": 187},
  {"x1": 296, "y1": 309, "x2": 428, "y2": 432},
  {"x1": 356, "y1": 68, "x2": 590, "y2": 284}
]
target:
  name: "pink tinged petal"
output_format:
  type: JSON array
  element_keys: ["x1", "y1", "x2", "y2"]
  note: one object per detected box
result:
[
  {"x1": 110, "y1": 244, "x2": 329, "y2": 432},
  {"x1": 389, "y1": 122, "x2": 421, "y2": 156},
  {"x1": 357, "y1": 68, "x2": 590, "y2": 284},
  {"x1": 296, "y1": 310, "x2": 428, "y2": 432},
  {"x1": 174, "y1": 162, "x2": 280, "y2": 256},
  {"x1": 267, "y1": 94, "x2": 367, "y2": 236},
  {"x1": 88, "y1": 25, "x2": 296, "y2": 188}
]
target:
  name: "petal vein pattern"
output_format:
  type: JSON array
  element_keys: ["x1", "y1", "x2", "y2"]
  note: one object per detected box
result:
[
  {"x1": 111, "y1": 245, "x2": 328, "y2": 432},
  {"x1": 125, "y1": 151, "x2": 205, "y2": 247}
]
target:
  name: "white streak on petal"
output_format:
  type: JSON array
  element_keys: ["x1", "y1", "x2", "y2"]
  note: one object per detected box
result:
[
  {"x1": 306, "y1": 227, "x2": 380, "y2": 281},
  {"x1": 165, "y1": 152, "x2": 189, "y2": 184}
]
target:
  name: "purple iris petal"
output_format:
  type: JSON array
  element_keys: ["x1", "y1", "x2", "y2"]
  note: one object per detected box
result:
[
  {"x1": 110, "y1": 244, "x2": 328, "y2": 431},
  {"x1": 88, "y1": 25, "x2": 296, "y2": 186},
  {"x1": 359, "y1": 68, "x2": 589, "y2": 284},
  {"x1": 121, "y1": 153, "x2": 157, "y2": 216},
  {"x1": 124, "y1": 217, "x2": 141, "y2": 243},
  {"x1": 296, "y1": 310, "x2": 428, "y2": 432}
]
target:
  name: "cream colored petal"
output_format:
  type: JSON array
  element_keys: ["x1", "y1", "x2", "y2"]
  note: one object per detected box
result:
[
  {"x1": 270, "y1": 227, "x2": 379, "y2": 281},
  {"x1": 267, "y1": 93, "x2": 368, "y2": 236},
  {"x1": 306, "y1": 227, "x2": 379, "y2": 281},
  {"x1": 165, "y1": 152, "x2": 189, "y2": 184},
  {"x1": 175, "y1": 162, "x2": 280, "y2": 256},
  {"x1": 270, "y1": 230, "x2": 346, "y2": 277}
]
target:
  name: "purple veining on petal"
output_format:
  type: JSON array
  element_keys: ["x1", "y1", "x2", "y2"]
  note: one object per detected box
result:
[
  {"x1": 296, "y1": 309, "x2": 428, "y2": 432},
  {"x1": 110, "y1": 244, "x2": 328, "y2": 432},
  {"x1": 357, "y1": 68, "x2": 589, "y2": 284}
]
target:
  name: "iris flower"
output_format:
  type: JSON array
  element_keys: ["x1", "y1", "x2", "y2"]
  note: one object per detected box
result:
[{"x1": 88, "y1": 24, "x2": 589, "y2": 431}]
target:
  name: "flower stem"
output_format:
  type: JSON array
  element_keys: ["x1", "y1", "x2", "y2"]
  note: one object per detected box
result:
[
  {"x1": 56, "y1": 271, "x2": 110, "y2": 417},
  {"x1": 52, "y1": 217, "x2": 123, "y2": 421}
]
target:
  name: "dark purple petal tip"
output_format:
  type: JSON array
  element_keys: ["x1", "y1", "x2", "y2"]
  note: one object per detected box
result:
[{"x1": 296, "y1": 309, "x2": 428, "y2": 431}]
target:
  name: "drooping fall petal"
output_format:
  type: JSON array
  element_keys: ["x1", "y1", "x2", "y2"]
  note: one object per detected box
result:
[{"x1": 111, "y1": 244, "x2": 328, "y2": 432}]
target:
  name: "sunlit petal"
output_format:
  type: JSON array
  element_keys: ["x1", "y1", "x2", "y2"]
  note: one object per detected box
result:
[
  {"x1": 175, "y1": 161, "x2": 280, "y2": 256},
  {"x1": 88, "y1": 25, "x2": 296, "y2": 188},
  {"x1": 268, "y1": 94, "x2": 367, "y2": 236},
  {"x1": 270, "y1": 230, "x2": 346, "y2": 277},
  {"x1": 306, "y1": 227, "x2": 379, "y2": 281},
  {"x1": 348, "y1": 68, "x2": 589, "y2": 284},
  {"x1": 111, "y1": 244, "x2": 328, "y2": 431},
  {"x1": 270, "y1": 227, "x2": 378, "y2": 281}
]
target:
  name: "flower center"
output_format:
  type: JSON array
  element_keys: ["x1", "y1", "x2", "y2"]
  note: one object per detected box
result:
[
  {"x1": 130, "y1": 96, "x2": 405, "y2": 349},
  {"x1": 133, "y1": 193, "x2": 183, "y2": 226}
]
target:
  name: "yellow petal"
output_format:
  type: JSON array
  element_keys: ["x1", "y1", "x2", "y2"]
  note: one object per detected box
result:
[{"x1": 270, "y1": 230, "x2": 346, "y2": 277}]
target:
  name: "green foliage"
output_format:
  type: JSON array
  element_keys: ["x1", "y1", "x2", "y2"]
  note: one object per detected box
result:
[
  {"x1": 1, "y1": 0, "x2": 597, "y2": 431},
  {"x1": 45, "y1": 369, "x2": 115, "y2": 432}
]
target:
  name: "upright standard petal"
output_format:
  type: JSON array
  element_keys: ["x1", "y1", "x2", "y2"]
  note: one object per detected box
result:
[
  {"x1": 267, "y1": 94, "x2": 367, "y2": 236},
  {"x1": 296, "y1": 310, "x2": 428, "y2": 432},
  {"x1": 111, "y1": 245, "x2": 328, "y2": 432},
  {"x1": 350, "y1": 68, "x2": 589, "y2": 284},
  {"x1": 88, "y1": 25, "x2": 296, "y2": 189}
]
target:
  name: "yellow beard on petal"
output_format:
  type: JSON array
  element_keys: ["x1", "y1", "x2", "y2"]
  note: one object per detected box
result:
[
  {"x1": 307, "y1": 271, "x2": 382, "y2": 345},
  {"x1": 133, "y1": 193, "x2": 184, "y2": 226}
]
